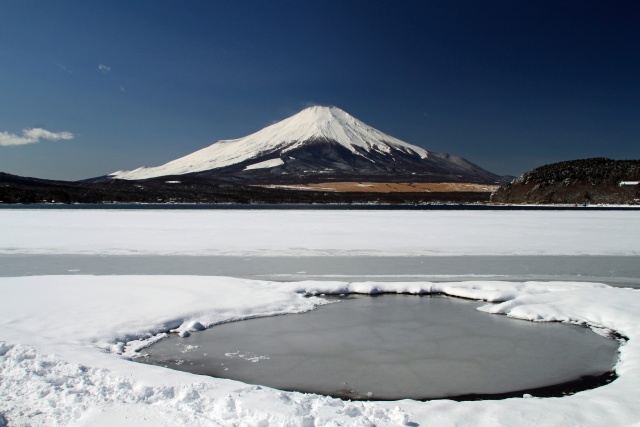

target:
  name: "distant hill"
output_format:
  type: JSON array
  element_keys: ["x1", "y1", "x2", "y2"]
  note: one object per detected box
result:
[
  {"x1": 0, "y1": 172, "x2": 492, "y2": 205},
  {"x1": 491, "y1": 158, "x2": 640, "y2": 205}
]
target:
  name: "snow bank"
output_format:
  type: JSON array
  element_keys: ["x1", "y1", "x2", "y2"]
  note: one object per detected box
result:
[
  {"x1": 1, "y1": 209, "x2": 639, "y2": 256},
  {"x1": 2, "y1": 275, "x2": 640, "y2": 426}
]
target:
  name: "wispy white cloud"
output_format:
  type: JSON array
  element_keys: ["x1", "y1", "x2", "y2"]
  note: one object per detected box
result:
[
  {"x1": 98, "y1": 64, "x2": 111, "y2": 73},
  {"x1": 0, "y1": 128, "x2": 74, "y2": 147},
  {"x1": 301, "y1": 101, "x2": 321, "y2": 108},
  {"x1": 56, "y1": 62, "x2": 73, "y2": 74}
]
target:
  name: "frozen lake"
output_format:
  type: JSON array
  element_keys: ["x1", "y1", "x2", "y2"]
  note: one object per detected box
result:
[
  {"x1": 1, "y1": 241, "x2": 635, "y2": 399},
  {"x1": 2, "y1": 208, "x2": 640, "y2": 426},
  {"x1": 137, "y1": 294, "x2": 619, "y2": 400},
  {"x1": 2, "y1": 254, "x2": 640, "y2": 287}
]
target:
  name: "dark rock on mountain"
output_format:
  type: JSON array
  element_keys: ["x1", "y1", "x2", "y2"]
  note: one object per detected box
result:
[{"x1": 190, "y1": 139, "x2": 502, "y2": 184}]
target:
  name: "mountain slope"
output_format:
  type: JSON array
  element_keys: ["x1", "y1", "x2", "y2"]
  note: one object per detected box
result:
[{"x1": 109, "y1": 106, "x2": 504, "y2": 184}]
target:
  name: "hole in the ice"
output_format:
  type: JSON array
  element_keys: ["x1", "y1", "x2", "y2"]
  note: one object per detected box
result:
[{"x1": 134, "y1": 294, "x2": 620, "y2": 401}]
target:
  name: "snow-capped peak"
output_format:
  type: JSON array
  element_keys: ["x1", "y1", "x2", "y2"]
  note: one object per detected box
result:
[
  {"x1": 110, "y1": 106, "x2": 430, "y2": 180},
  {"x1": 271, "y1": 106, "x2": 429, "y2": 157}
]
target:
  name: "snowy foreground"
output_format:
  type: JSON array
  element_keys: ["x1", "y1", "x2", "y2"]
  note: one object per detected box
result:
[
  {"x1": 2, "y1": 277, "x2": 640, "y2": 427},
  {"x1": 1, "y1": 209, "x2": 640, "y2": 426}
]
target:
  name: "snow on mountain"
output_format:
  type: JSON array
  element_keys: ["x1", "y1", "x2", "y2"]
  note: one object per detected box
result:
[
  {"x1": 110, "y1": 106, "x2": 428, "y2": 180},
  {"x1": 109, "y1": 106, "x2": 503, "y2": 183},
  {"x1": 244, "y1": 158, "x2": 285, "y2": 171}
]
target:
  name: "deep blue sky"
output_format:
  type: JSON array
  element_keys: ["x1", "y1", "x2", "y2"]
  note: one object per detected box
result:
[{"x1": 1, "y1": 0, "x2": 639, "y2": 180}]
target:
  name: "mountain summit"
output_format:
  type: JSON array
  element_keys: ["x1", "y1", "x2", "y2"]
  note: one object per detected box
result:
[{"x1": 109, "y1": 106, "x2": 503, "y2": 184}]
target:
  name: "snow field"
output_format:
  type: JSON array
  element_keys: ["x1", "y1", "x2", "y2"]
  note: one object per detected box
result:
[{"x1": 1, "y1": 276, "x2": 640, "y2": 426}]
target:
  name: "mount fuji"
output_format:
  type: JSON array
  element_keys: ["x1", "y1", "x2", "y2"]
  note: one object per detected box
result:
[{"x1": 109, "y1": 106, "x2": 504, "y2": 184}]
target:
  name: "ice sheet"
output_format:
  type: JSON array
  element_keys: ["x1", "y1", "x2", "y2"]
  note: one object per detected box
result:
[{"x1": 1, "y1": 209, "x2": 639, "y2": 256}]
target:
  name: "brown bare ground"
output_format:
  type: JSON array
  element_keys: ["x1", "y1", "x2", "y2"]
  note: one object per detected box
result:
[{"x1": 255, "y1": 182, "x2": 500, "y2": 193}]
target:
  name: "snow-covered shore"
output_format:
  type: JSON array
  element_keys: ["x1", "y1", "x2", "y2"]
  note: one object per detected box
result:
[{"x1": 1, "y1": 209, "x2": 640, "y2": 426}]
